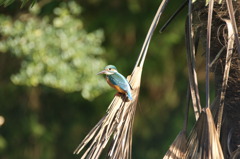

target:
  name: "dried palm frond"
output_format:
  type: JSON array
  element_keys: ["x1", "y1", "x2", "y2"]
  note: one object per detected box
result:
[
  {"x1": 73, "y1": 67, "x2": 142, "y2": 159},
  {"x1": 163, "y1": 131, "x2": 187, "y2": 159},
  {"x1": 74, "y1": 0, "x2": 170, "y2": 158},
  {"x1": 184, "y1": 1, "x2": 224, "y2": 158},
  {"x1": 229, "y1": 127, "x2": 240, "y2": 159},
  {"x1": 107, "y1": 67, "x2": 142, "y2": 159},
  {"x1": 184, "y1": 108, "x2": 224, "y2": 159},
  {"x1": 230, "y1": 148, "x2": 240, "y2": 159},
  {"x1": 225, "y1": 0, "x2": 240, "y2": 56},
  {"x1": 205, "y1": 0, "x2": 214, "y2": 108},
  {"x1": 215, "y1": 19, "x2": 234, "y2": 134},
  {"x1": 163, "y1": 1, "x2": 206, "y2": 157},
  {"x1": 209, "y1": 95, "x2": 220, "y2": 120},
  {"x1": 135, "y1": 0, "x2": 169, "y2": 68},
  {"x1": 186, "y1": 0, "x2": 202, "y2": 120}
]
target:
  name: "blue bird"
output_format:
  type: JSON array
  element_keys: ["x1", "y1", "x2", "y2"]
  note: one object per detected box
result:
[{"x1": 97, "y1": 65, "x2": 133, "y2": 100}]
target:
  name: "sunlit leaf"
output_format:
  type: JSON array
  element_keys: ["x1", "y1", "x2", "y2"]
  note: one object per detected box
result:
[{"x1": 0, "y1": 2, "x2": 108, "y2": 100}]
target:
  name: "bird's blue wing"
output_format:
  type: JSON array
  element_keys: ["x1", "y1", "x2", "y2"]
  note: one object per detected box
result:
[
  {"x1": 108, "y1": 72, "x2": 133, "y2": 100},
  {"x1": 108, "y1": 73, "x2": 131, "y2": 92}
]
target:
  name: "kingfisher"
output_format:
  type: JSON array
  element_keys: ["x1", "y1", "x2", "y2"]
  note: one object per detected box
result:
[{"x1": 97, "y1": 65, "x2": 133, "y2": 100}]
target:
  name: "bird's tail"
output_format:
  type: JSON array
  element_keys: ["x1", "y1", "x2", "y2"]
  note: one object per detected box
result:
[{"x1": 127, "y1": 92, "x2": 133, "y2": 101}]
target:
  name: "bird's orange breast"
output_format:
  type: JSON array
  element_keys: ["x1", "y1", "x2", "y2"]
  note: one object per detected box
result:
[{"x1": 106, "y1": 77, "x2": 126, "y2": 94}]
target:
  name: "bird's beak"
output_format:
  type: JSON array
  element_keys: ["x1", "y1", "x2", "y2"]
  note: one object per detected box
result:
[{"x1": 97, "y1": 70, "x2": 107, "y2": 75}]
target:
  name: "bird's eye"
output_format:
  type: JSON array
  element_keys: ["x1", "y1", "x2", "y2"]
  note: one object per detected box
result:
[{"x1": 109, "y1": 68, "x2": 112, "y2": 70}]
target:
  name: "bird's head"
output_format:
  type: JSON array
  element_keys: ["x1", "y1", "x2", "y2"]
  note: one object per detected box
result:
[{"x1": 97, "y1": 65, "x2": 118, "y2": 75}]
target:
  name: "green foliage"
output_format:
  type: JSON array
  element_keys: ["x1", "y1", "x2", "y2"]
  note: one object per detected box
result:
[
  {"x1": 0, "y1": 0, "x2": 37, "y2": 7},
  {"x1": 0, "y1": 2, "x2": 108, "y2": 100},
  {"x1": 0, "y1": 0, "x2": 14, "y2": 7},
  {"x1": 0, "y1": 135, "x2": 7, "y2": 152}
]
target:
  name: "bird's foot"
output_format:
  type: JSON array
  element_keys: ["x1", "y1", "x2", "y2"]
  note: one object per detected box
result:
[{"x1": 115, "y1": 92, "x2": 130, "y2": 102}]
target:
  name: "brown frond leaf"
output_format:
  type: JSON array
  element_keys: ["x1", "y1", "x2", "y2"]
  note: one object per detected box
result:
[
  {"x1": 216, "y1": 19, "x2": 234, "y2": 134},
  {"x1": 184, "y1": 108, "x2": 224, "y2": 159},
  {"x1": 73, "y1": 67, "x2": 142, "y2": 159},
  {"x1": 230, "y1": 147, "x2": 240, "y2": 159},
  {"x1": 185, "y1": 0, "x2": 202, "y2": 120},
  {"x1": 225, "y1": 0, "x2": 240, "y2": 56},
  {"x1": 163, "y1": 131, "x2": 187, "y2": 159},
  {"x1": 205, "y1": 0, "x2": 214, "y2": 108}
]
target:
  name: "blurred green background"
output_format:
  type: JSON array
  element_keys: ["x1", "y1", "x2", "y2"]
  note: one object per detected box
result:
[{"x1": 0, "y1": 0, "x2": 205, "y2": 158}]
